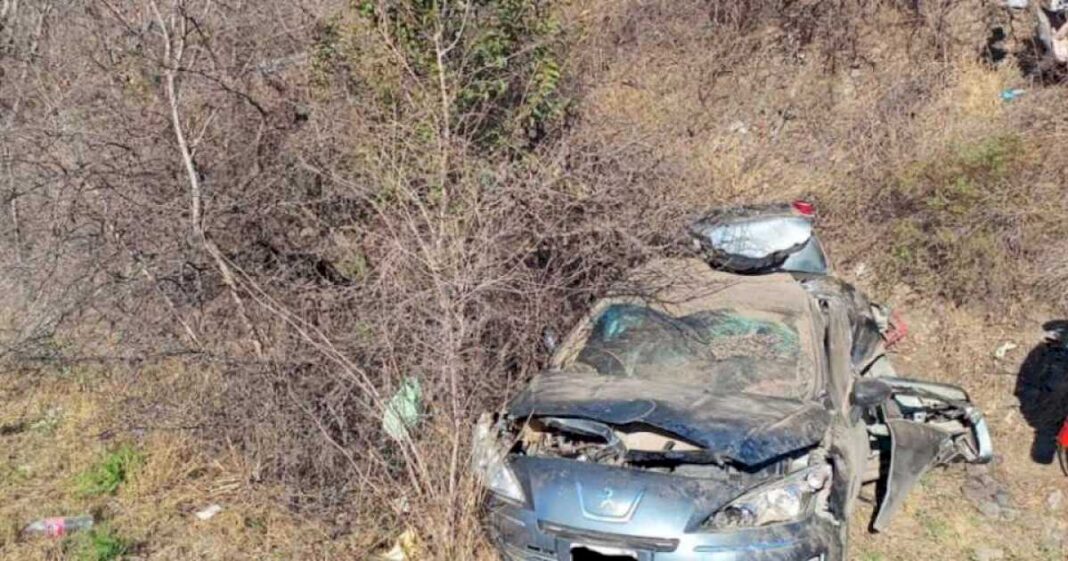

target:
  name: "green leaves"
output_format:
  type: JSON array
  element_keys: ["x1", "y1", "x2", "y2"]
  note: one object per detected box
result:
[
  {"x1": 75, "y1": 444, "x2": 144, "y2": 497},
  {"x1": 67, "y1": 525, "x2": 131, "y2": 561},
  {"x1": 344, "y1": 0, "x2": 567, "y2": 148}
]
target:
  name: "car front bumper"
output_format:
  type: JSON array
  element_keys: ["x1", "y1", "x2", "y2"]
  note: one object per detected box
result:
[{"x1": 487, "y1": 497, "x2": 839, "y2": 561}]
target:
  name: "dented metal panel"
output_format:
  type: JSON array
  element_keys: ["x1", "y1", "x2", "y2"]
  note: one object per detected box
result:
[
  {"x1": 507, "y1": 371, "x2": 831, "y2": 467},
  {"x1": 872, "y1": 419, "x2": 954, "y2": 531}
]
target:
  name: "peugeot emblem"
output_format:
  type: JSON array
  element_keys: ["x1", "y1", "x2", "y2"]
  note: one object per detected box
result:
[{"x1": 598, "y1": 486, "x2": 616, "y2": 511}]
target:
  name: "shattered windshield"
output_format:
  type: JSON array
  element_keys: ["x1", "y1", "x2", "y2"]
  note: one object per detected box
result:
[{"x1": 569, "y1": 304, "x2": 814, "y2": 399}]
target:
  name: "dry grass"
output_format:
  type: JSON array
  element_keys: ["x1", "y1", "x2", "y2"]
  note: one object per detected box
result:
[
  {"x1": 2, "y1": 0, "x2": 1068, "y2": 560},
  {"x1": 0, "y1": 368, "x2": 384, "y2": 560}
]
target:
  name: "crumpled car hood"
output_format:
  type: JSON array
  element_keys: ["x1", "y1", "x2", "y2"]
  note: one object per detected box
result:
[{"x1": 507, "y1": 371, "x2": 831, "y2": 466}]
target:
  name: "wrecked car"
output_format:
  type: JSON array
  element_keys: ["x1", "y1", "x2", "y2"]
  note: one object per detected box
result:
[{"x1": 472, "y1": 203, "x2": 992, "y2": 561}]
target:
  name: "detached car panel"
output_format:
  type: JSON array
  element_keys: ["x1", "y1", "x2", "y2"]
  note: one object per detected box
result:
[{"x1": 870, "y1": 377, "x2": 994, "y2": 530}]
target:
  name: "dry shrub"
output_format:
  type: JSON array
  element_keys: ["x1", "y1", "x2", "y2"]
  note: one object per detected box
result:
[
  {"x1": 3, "y1": 0, "x2": 1068, "y2": 559},
  {"x1": 834, "y1": 133, "x2": 1054, "y2": 303},
  {"x1": 1, "y1": 0, "x2": 690, "y2": 557}
]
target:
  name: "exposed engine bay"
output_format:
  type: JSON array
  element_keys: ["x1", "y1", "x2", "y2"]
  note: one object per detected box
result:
[
  {"x1": 872, "y1": 379, "x2": 992, "y2": 465},
  {"x1": 499, "y1": 415, "x2": 819, "y2": 480}
]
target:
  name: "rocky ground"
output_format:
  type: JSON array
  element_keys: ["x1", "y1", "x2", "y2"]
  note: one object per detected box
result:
[{"x1": 846, "y1": 281, "x2": 1068, "y2": 561}]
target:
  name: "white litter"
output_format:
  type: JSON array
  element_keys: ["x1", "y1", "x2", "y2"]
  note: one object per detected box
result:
[
  {"x1": 994, "y1": 341, "x2": 1017, "y2": 360},
  {"x1": 376, "y1": 529, "x2": 419, "y2": 561},
  {"x1": 194, "y1": 504, "x2": 223, "y2": 521}
]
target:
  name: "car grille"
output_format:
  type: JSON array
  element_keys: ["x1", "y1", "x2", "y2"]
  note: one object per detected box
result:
[
  {"x1": 538, "y1": 520, "x2": 679, "y2": 553},
  {"x1": 499, "y1": 543, "x2": 556, "y2": 561}
]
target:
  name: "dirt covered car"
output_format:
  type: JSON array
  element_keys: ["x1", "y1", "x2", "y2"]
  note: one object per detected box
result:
[{"x1": 472, "y1": 203, "x2": 992, "y2": 561}]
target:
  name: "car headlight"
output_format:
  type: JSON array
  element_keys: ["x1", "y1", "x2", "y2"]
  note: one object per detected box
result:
[
  {"x1": 471, "y1": 414, "x2": 525, "y2": 504},
  {"x1": 703, "y1": 463, "x2": 831, "y2": 530}
]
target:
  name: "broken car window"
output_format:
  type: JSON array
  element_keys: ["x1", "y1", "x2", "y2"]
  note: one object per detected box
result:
[{"x1": 571, "y1": 304, "x2": 812, "y2": 399}]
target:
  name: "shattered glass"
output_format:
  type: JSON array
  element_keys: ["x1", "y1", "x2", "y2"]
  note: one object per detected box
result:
[{"x1": 571, "y1": 304, "x2": 812, "y2": 399}]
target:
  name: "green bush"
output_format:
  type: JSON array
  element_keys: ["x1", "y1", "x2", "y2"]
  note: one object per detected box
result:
[
  {"x1": 75, "y1": 444, "x2": 144, "y2": 497},
  {"x1": 313, "y1": 0, "x2": 566, "y2": 150},
  {"x1": 66, "y1": 525, "x2": 130, "y2": 561},
  {"x1": 871, "y1": 134, "x2": 1036, "y2": 302}
]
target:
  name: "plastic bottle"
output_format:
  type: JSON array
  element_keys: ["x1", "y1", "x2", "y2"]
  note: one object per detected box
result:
[{"x1": 21, "y1": 515, "x2": 94, "y2": 538}]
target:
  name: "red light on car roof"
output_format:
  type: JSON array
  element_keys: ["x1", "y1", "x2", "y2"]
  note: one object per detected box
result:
[{"x1": 792, "y1": 200, "x2": 815, "y2": 216}]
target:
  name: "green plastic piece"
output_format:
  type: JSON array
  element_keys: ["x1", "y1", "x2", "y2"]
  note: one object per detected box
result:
[{"x1": 382, "y1": 377, "x2": 423, "y2": 442}]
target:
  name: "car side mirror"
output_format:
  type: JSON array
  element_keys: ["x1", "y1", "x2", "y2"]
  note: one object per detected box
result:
[
  {"x1": 850, "y1": 378, "x2": 892, "y2": 424},
  {"x1": 852, "y1": 378, "x2": 892, "y2": 409}
]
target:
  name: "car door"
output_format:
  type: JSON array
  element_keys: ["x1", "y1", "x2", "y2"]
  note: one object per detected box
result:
[{"x1": 823, "y1": 296, "x2": 872, "y2": 522}]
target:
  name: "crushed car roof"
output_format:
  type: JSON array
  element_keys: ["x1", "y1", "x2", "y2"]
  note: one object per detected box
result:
[{"x1": 511, "y1": 258, "x2": 830, "y2": 467}]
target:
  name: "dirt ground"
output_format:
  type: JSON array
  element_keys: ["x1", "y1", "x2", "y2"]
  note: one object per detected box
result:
[{"x1": 846, "y1": 279, "x2": 1068, "y2": 561}]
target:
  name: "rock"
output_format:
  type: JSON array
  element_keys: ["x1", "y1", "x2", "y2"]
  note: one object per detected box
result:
[
  {"x1": 728, "y1": 121, "x2": 749, "y2": 135},
  {"x1": 962, "y1": 473, "x2": 999, "y2": 503},
  {"x1": 994, "y1": 489, "x2": 1014, "y2": 509},
  {"x1": 1048, "y1": 489, "x2": 1064, "y2": 512},
  {"x1": 978, "y1": 501, "x2": 1001, "y2": 519},
  {"x1": 963, "y1": 483, "x2": 988, "y2": 504},
  {"x1": 973, "y1": 547, "x2": 1005, "y2": 561},
  {"x1": 1000, "y1": 507, "x2": 1018, "y2": 522}
]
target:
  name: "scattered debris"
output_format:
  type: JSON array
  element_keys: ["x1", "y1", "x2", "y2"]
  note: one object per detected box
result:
[
  {"x1": 872, "y1": 304, "x2": 908, "y2": 347},
  {"x1": 1000, "y1": 88, "x2": 1026, "y2": 102},
  {"x1": 21, "y1": 515, "x2": 94, "y2": 538},
  {"x1": 993, "y1": 341, "x2": 1017, "y2": 360},
  {"x1": 376, "y1": 529, "x2": 420, "y2": 561},
  {"x1": 382, "y1": 377, "x2": 423, "y2": 442},
  {"x1": 854, "y1": 262, "x2": 868, "y2": 278},
  {"x1": 194, "y1": 504, "x2": 223, "y2": 521},
  {"x1": 1048, "y1": 489, "x2": 1064, "y2": 512},
  {"x1": 728, "y1": 120, "x2": 749, "y2": 135}
]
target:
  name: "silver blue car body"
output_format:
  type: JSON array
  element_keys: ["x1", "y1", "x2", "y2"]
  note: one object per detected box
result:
[{"x1": 475, "y1": 253, "x2": 992, "y2": 561}]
